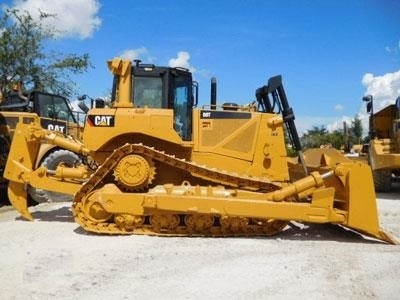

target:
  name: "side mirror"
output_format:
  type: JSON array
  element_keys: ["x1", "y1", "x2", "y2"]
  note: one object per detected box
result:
[{"x1": 77, "y1": 101, "x2": 89, "y2": 113}]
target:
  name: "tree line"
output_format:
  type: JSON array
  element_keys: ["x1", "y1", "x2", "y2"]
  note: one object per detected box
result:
[{"x1": 300, "y1": 116, "x2": 365, "y2": 151}]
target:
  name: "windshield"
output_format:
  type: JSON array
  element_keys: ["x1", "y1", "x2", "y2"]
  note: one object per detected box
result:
[
  {"x1": 38, "y1": 94, "x2": 77, "y2": 123},
  {"x1": 133, "y1": 77, "x2": 162, "y2": 108},
  {"x1": 130, "y1": 67, "x2": 193, "y2": 141}
]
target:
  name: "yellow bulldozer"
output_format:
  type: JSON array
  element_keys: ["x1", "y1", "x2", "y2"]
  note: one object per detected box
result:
[
  {"x1": 363, "y1": 95, "x2": 400, "y2": 192},
  {"x1": 3, "y1": 58, "x2": 397, "y2": 244},
  {"x1": 0, "y1": 87, "x2": 84, "y2": 203}
]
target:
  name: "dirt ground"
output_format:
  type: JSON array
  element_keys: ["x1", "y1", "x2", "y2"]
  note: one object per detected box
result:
[{"x1": 0, "y1": 189, "x2": 399, "y2": 300}]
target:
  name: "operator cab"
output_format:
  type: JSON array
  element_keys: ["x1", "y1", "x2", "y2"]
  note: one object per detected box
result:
[
  {"x1": 32, "y1": 92, "x2": 79, "y2": 134},
  {"x1": 0, "y1": 90, "x2": 79, "y2": 135},
  {"x1": 111, "y1": 60, "x2": 198, "y2": 141}
]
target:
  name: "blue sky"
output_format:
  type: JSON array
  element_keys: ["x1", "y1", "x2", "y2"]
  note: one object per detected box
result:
[{"x1": 3, "y1": 0, "x2": 400, "y2": 134}]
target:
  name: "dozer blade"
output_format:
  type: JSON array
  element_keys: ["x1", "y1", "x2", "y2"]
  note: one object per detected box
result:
[
  {"x1": 341, "y1": 162, "x2": 398, "y2": 244},
  {"x1": 289, "y1": 148, "x2": 398, "y2": 244},
  {"x1": 8, "y1": 181, "x2": 33, "y2": 221}
]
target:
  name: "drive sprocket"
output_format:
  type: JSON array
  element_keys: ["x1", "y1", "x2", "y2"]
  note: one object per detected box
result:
[{"x1": 113, "y1": 154, "x2": 155, "y2": 191}]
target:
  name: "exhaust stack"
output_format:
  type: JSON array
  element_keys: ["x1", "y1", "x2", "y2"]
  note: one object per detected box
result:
[{"x1": 211, "y1": 77, "x2": 217, "y2": 109}]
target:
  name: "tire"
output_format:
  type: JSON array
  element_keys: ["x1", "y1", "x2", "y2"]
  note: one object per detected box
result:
[
  {"x1": 372, "y1": 169, "x2": 392, "y2": 192},
  {"x1": 28, "y1": 150, "x2": 81, "y2": 203},
  {"x1": 393, "y1": 169, "x2": 400, "y2": 180}
]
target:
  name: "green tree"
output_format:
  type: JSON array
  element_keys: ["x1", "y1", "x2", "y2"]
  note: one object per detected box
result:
[
  {"x1": 326, "y1": 130, "x2": 344, "y2": 150},
  {"x1": 300, "y1": 125, "x2": 329, "y2": 148},
  {"x1": 300, "y1": 116, "x2": 364, "y2": 152},
  {"x1": 0, "y1": 9, "x2": 90, "y2": 98},
  {"x1": 350, "y1": 116, "x2": 363, "y2": 145}
]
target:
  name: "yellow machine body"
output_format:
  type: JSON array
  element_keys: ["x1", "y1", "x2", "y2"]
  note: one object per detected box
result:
[
  {"x1": 367, "y1": 101, "x2": 400, "y2": 191},
  {"x1": 0, "y1": 91, "x2": 83, "y2": 203},
  {"x1": 3, "y1": 58, "x2": 397, "y2": 244}
]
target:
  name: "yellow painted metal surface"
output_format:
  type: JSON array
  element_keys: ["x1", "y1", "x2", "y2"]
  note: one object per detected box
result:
[
  {"x1": 369, "y1": 138, "x2": 400, "y2": 170},
  {"x1": 3, "y1": 58, "x2": 397, "y2": 244}
]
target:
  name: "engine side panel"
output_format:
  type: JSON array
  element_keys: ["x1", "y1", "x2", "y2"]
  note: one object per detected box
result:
[{"x1": 192, "y1": 109, "x2": 289, "y2": 181}]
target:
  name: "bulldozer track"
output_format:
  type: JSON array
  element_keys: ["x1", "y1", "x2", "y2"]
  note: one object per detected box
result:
[{"x1": 72, "y1": 143, "x2": 287, "y2": 236}]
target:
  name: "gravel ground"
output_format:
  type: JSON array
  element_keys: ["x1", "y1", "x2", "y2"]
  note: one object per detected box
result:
[{"x1": 0, "y1": 190, "x2": 399, "y2": 300}]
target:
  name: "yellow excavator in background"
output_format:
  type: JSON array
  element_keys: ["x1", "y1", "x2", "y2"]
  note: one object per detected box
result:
[{"x1": 3, "y1": 58, "x2": 397, "y2": 244}]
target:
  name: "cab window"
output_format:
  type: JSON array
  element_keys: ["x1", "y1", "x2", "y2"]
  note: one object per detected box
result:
[
  {"x1": 133, "y1": 77, "x2": 162, "y2": 108},
  {"x1": 173, "y1": 76, "x2": 192, "y2": 140}
]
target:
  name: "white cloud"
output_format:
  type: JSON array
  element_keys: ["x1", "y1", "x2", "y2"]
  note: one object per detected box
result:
[
  {"x1": 361, "y1": 71, "x2": 400, "y2": 108},
  {"x1": 116, "y1": 49, "x2": 202, "y2": 76},
  {"x1": 326, "y1": 115, "x2": 353, "y2": 132},
  {"x1": 119, "y1": 47, "x2": 155, "y2": 62},
  {"x1": 385, "y1": 40, "x2": 400, "y2": 53},
  {"x1": 10, "y1": 0, "x2": 101, "y2": 39},
  {"x1": 356, "y1": 70, "x2": 400, "y2": 135},
  {"x1": 168, "y1": 51, "x2": 196, "y2": 73},
  {"x1": 334, "y1": 104, "x2": 344, "y2": 111},
  {"x1": 325, "y1": 70, "x2": 400, "y2": 136}
]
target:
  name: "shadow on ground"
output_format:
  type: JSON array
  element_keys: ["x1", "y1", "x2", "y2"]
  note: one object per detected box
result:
[
  {"x1": 16, "y1": 205, "x2": 74, "y2": 223},
  {"x1": 71, "y1": 219, "x2": 384, "y2": 244},
  {"x1": 275, "y1": 222, "x2": 385, "y2": 244},
  {"x1": 3, "y1": 199, "x2": 393, "y2": 244},
  {"x1": 5, "y1": 203, "x2": 388, "y2": 244}
]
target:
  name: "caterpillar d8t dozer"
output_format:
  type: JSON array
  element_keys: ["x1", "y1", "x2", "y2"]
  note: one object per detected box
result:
[{"x1": 3, "y1": 58, "x2": 397, "y2": 244}]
